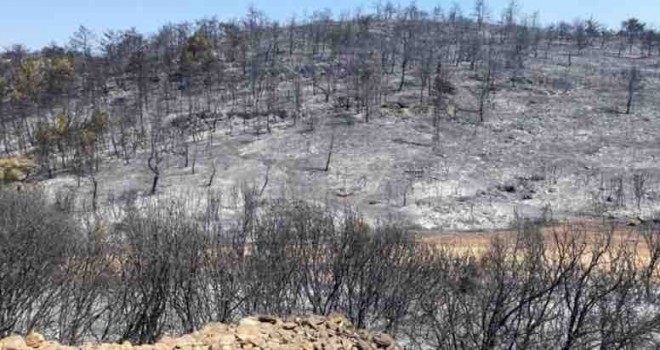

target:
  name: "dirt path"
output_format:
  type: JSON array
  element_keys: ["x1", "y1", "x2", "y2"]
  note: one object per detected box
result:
[{"x1": 416, "y1": 218, "x2": 653, "y2": 258}]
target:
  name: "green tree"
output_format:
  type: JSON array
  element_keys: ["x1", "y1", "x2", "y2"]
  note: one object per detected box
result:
[
  {"x1": 11, "y1": 58, "x2": 44, "y2": 150},
  {"x1": 44, "y1": 55, "x2": 75, "y2": 108},
  {"x1": 11, "y1": 58, "x2": 43, "y2": 105}
]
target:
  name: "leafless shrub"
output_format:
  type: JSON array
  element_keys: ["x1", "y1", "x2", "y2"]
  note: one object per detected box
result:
[
  {"x1": 4, "y1": 190, "x2": 660, "y2": 348},
  {"x1": 543, "y1": 163, "x2": 562, "y2": 186},
  {"x1": 590, "y1": 190, "x2": 608, "y2": 216},
  {"x1": 608, "y1": 175, "x2": 626, "y2": 209},
  {"x1": 0, "y1": 190, "x2": 78, "y2": 338},
  {"x1": 624, "y1": 66, "x2": 643, "y2": 114},
  {"x1": 55, "y1": 217, "x2": 115, "y2": 344},
  {"x1": 541, "y1": 203, "x2": 554, "y2": 224},
  {"x1": 633, "y1": 172, "x2": 648, "y2": 210},
  {"x1": 53, "y1": 187, "x2": 78, "y2": 213}
]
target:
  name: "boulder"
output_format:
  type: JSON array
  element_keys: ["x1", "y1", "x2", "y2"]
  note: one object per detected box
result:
[
  {"x1": 372, "y1": 334, "x2": 394, "y2": 348},
  {"x1": 0, "y1": 336, "x2": 27, "y2": 350},
  {"x1": 25, "y1": 333, "x2": 45, "y2": 348},
  {"x1": 237, "y1": 318, "x2": 261, "y2": 328}
]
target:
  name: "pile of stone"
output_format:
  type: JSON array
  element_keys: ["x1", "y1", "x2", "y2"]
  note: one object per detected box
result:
[{"x1": 0, "y1": 314, "x2": 399, "y2": 350}]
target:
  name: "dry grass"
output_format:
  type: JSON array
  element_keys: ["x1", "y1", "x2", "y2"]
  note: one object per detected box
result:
[
  {"x1": 0, "y1": 157, "x2": 35, "y2": 182},
  {"x1": 419, "y1": 219, "x2": 655, "y2": 264},
  {"x1": 0, "y1": 156, "x2": 34, "y2": 169}
]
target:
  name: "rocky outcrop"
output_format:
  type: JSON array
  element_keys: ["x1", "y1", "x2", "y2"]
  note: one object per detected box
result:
[{"x1": 0, "y1": 314, "x2": 399, "y2": 350}]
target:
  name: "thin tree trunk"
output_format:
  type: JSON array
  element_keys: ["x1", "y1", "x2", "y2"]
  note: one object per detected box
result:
[
  {"x1": 150, "y1": 174, "x2": 159, "y2": 195},
  {"x1": 207, "y1": 163, "x2": 217, "y2": 187},
  {"x1": 91, "y1": 177, "x2": 98, "y2": 211},
  {"x1": 324, "y1": 132, "x2": 335, "y2": 172},
  {"x1": 398, "y1": 57, "x2": 408, "y2": 91}
]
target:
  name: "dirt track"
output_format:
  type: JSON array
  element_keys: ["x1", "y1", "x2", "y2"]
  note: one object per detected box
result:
[{"x1": 418, "y1": 218, "x2": 655, "y2": 261}]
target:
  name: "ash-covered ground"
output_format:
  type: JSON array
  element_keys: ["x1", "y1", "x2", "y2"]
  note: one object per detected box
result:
[{"x1": 42, "y1": 48, "x2": 660, "y2": 232}]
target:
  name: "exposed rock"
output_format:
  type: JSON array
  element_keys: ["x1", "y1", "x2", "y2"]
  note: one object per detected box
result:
[
  {"x1": 238, "y1": 317, "x2": 261, "y2": 327},
  {"x1": 256, "y1": 315, "x2": 278, "y2": 324},
  {"x1": 372, "y1": 334, "x2": 393, "y2": 348},
  {"x1": 281, "y1": 322, "x2": 297, "y2": 330},
  {"x1": 355, "y1": 339, "x2": 373, "y2": 350},
  {"x1": 24, "y1": 333, "x2": 44, "y2": 348},
  {"x1": 0, "y1": 335, "x2": 26, "y2": 350},
  {"x1": 0, "y1": 315, "x2": 397, "y2": 350}
]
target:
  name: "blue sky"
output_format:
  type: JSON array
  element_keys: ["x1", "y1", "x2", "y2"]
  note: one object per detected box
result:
[{"x1": 1, "y1": 0, "x2": 658, "y2": 50}]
